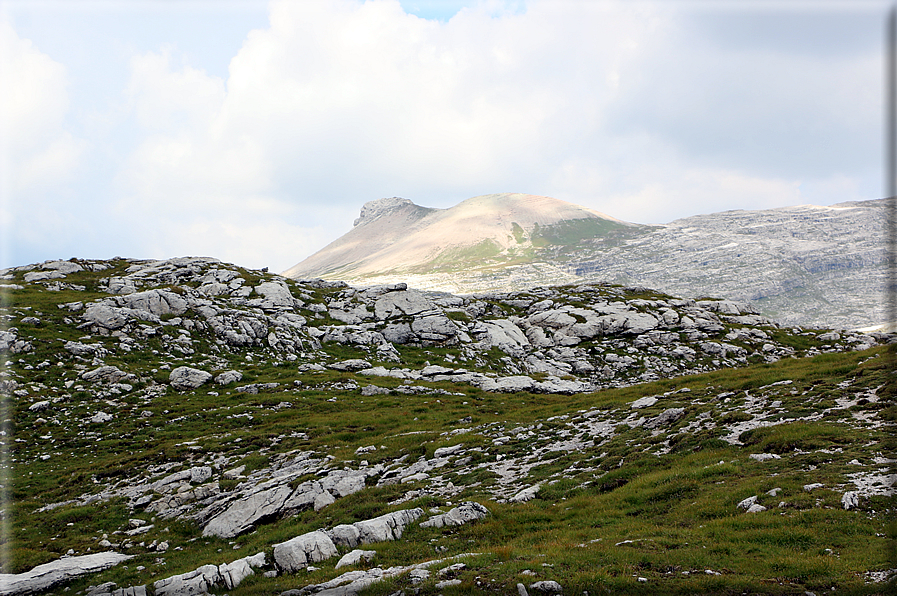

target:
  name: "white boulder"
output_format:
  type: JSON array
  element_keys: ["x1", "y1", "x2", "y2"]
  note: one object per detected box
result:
[
  {"x1": 273, "y1": 531, "x2": 338, "y2": 572},
  {"x1": 169, "y1": 367, "x2": 213, "y2": 391}
]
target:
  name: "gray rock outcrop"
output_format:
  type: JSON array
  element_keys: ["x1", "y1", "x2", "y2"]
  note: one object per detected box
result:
[
  {"x1": 169, "y1": 367, "x2": 213, "y2": 391},
  {"x1": 0, "y1": 552, "x2": 133, "y2": 596},
  {"x1": 273, "y1": 531, "x2": 339, "y2": 572},
  {"x1": 420, "y1": 502, "x2": 489, "y2": 528}
]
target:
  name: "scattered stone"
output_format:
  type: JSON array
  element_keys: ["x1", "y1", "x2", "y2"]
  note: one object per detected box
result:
[
  {"x1": 409, "y1": 568, "x2": 430, "y2": 584},
  {"x1": 841, "y1": 491, "x2": 859, "y2": 510},
  {"x1": 89, "y1": 412, "x2": 113, "y2": 424},
  {"x1": 334, "y1": 549, "x2": 376, "y2": 569},
  {"x1": 82, "y1": 366, "x2": 133, "y2": 384},
  {"x1": 630, "y1": 396, "x2": 658, "y2": 409},
  {"x1": 236, "y1": 382, "x2": 280, "y2": 394},
  {"x1": 214, "y1": 370, "x2": 243, "y2": 385},
  {"x1": 433, "y1": 444, "x2": 464, "y2": 458},
  {"x1": 749, "y1": 453, "x2": 781, "y2": 462},
  {"x1": 153, "y1": 552, "x2": 265, "y2": 595},
  {"x1": 329, "y1": 359, "x2": 373, "y2": 372},
  {"x1": 644, "y1": 407, "x2": 685, "y2": 429},
  {"x1": 509, "y1": 485, "x2": 540, "y2": 503},
  {"x1": 361, "y1": 384, "x2": 390, "y2": 396},
  {"x1": 420, "y1": 502, "x2": 489, "y2": 528},
  {"x1": 737, "y1": 496, "x2": 758, "y2": 510},
  {"x1": 529, "y1": 580, "x2": 563, "y2": 594}
]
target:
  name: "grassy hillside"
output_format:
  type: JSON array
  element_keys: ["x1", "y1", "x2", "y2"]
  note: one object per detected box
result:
[{"x1": 0, "y1": 258, "x2": 893, "y2": 595}]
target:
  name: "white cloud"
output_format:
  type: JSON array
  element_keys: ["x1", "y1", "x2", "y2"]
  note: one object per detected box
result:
[
  {"x1": 0, "y1": 21, "x2": 85, "y2": 192},
  {"x1": 116, "y1": 0, "x2": 666, "y2": 270},
  {"x1": 5, "y1": 0, "x2": 877, "y2": 270},
  {"x1": 0, "y1": 20, "x2": 88, "y2": 266}
]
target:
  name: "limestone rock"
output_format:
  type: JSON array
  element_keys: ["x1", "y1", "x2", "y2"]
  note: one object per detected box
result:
[
  {"x1": 374, "y1": 290, "x2": 434, "y2": 320},
  {"x1": 354, "y1": 508, "x2": 424, "y2": 544},
  {"x1": 82, "y1": 304, "x2": 130, "y2": 330},
  {"x1": 89, "y1": 412, "x2": 113, "y2": 424},
  {"x1": 153, "y1": 564, "x2": 220, "y2": 596},
  {"x1": 117, "y1": 289, "x2": 188, "y2": 317},
  {"x1": 420, "y1": 501, "x2": 488, "y2": 528},
  {"x1": 630, "y1": 396, "x2": 658, "y2": 409},
  {"x1": 0, "y1": 552, "x2": 133, "y2": 596},
  {"x1": 334, "y1": 549, "x2": 376, "y2": 569},
  {"x1": 214, "y1": 370, "x2": 243, "y2": 385},
  {"x1": 64, "y1": 341, "x2": 100, "y2": 357},
  {"x1": 314, "y1": 490, "x2": 336, "y2": 511},
  {"x1": 433, "y1": 444, "x2": 464, "y2": 458},
  {"x1": 749, "y1": 453, "x2": 781, "y2": 462},
  {"x1": 24, "y1": 270, "x2": 66, "y2": 282},
  {"x1": 737, "y1": 496, "x2": 758, "y2": 510},
  {"x1": 273, "y1": 531, "x2": 338, "y2": 572},
  {"x1": 236, "y1": 383, "x2": 280, "y2": 394},
  {"x1": 530, "y1": 580, "x2": 563, "y2": 593},
  {"x1": 254, "y1": 281, "x2": 298, "y2": 309},
  {"x1": 169, "y1": 367, "x2": 213, "y2": 391},
  {"x1": 841, "y1": 491, "x2": 859, "y2": 510},
  {"x1": 644, "y1": 408, "x2": 685, "y2": 429},
  {"x1": 509, "y1": 485, "x2": 540, "y2": 503},
  {"x1": 328, "y1": 524, "x2": 361, "y2": 548},
  {"x1": 329, "y1": 359, "x2": 372, "y2": 372},
  {"x1": 476, "y1": 376, "x2": 535, "y2": 393},
  {"x1": 202, "y1": 485, "x2": 293, "y2": 538},
  {"x1": 218, "y1": 552, "x2": 265, "y2": 589},
  {"x1": 82, "y1": 366, "x2": 133, "y2": 384}
]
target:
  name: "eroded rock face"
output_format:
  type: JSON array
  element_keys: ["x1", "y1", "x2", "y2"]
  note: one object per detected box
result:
[
  {"x1": 117, "y1": 289, "x2": 188, "y2": 318},
  {"x1": 202, "y1": 486, "x2": 293, "y2": 538}
]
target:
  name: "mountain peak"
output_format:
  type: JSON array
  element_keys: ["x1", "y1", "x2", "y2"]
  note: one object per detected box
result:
[
  {"x1": 285, "y1": 192, "x2": 641, "y2": 282},
  {"x1": 354, "y1": 197, "x2": 419, "y2": 227}
]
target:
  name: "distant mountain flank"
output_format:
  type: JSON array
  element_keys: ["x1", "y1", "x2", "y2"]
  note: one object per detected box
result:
[
  {"x1": 285, "y1": 194, "x2": 890, "y2": 330},
  {"x1": 283, "y1": 193, "x2": 647, "y2": 280}
]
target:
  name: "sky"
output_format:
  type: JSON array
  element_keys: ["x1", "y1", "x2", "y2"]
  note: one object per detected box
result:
[{"x1": 0, "y1": 0, "x2": 889, "y2": 273}]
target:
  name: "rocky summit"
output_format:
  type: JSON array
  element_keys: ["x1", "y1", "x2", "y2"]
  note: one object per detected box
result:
[
  {"x1": 0, "y1": 256, "x2": 893, "y2": 595},
  {"x1": 285, "y1": 194, "x2": 890, "y2": 330}
]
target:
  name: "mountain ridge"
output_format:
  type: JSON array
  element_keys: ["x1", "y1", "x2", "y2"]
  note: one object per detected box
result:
[
  {"x1": 284, "y1": 192, "x2": 644, "y2": 280},
  {"x1": 285, "y1": 194, "x2": 889, "y2": 330}
]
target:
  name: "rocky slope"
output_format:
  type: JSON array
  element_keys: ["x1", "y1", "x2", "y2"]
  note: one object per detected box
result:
[
  {"x1": 0, "y1": 257, "x2": 893, "y2": 595},
  {"x1": 285, "y1": 195, "x2": 890, "y2": 330},
  {"x1": 284, "y1": 193, "x2": 644, "y2": 280}
]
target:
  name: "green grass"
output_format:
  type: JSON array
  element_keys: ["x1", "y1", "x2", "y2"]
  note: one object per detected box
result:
[{"x1": 1, "y1": 263, "x2": 894, "y2": 595}]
